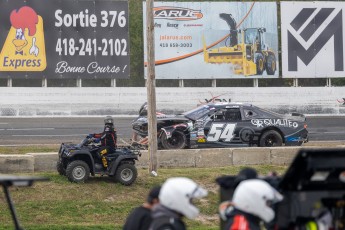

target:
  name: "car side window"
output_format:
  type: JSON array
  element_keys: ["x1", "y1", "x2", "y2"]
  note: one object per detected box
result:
[
  {"x1": 244, "y1": 109, "x2": 257, "y2": 119},
  {"x1": 212, "y1": 110, "x2": 225, "y2": 121},
  {"x1": 224, "y1": 108, "x2": 241, "y2": 121}
]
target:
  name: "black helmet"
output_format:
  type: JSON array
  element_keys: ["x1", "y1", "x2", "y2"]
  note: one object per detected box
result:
[{"x1": 104, "y1": 116, "x2": 114, "y2": 125}]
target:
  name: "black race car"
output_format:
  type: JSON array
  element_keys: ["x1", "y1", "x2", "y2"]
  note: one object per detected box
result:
[{"x1": 131, "y1": 103, "x2": 308, "y2": 149}]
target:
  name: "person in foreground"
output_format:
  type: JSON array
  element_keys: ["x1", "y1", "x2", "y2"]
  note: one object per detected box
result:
[
  {"x1": 149, "y1": 177, "x2": 208, "y2": 230},
  {"x1": 123, "y1": 186, "x2": 161, "y2": 230},
  {"x1": 222, "y1": 179, "x2": 283, "y2": 230}
]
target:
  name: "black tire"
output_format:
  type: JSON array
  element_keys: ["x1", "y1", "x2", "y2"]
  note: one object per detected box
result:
[
  {"x1": 255, "y1": 53, "x2": 265, "y2": 75},
  {"x1": 115, "y1": 163, "x2": 137, "y2": 186},
  {"x1": 66, "y1": 160, "x2": 90, "y2": 183},
  {"x1": 265, "y1": 53, "x2": 276, "y2": 75},
  {"x1": 56, "y1": 161, "x2": 66, "y2": 176},
  {"x1": 259, "y1": 130, "x2": 283, "y2": 147},
  {"x1": 160, "y1": 130, "x2": 187, "y2": 149}
]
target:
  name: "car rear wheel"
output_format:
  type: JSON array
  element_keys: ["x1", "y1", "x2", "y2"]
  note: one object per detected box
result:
[
  {"x1": 115, "y1": 163, "x2": 137, "y2": 186},
  {"x1": 66, "y1": 160, "x2": 90, "y2": 183},
  {"x1": 161, "y1": 130, "x2": 187, "y2": 149},
  {"x1": 259, "y1": 130, "x2": 283, "y2": 147}
]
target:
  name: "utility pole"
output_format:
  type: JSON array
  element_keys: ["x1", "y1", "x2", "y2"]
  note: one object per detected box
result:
[{"x1": 146, "y1": 0, "x2": 158, "y2": 176}]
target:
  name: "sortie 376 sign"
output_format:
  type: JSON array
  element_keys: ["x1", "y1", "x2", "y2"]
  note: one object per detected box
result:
[{"x1": 0, "y1": 0, "x2": 129, "y2": 79}]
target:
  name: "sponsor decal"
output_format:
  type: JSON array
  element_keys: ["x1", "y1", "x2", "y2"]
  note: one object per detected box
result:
[
  {"x1": 251, "y1": 119, "x2": 298, "y2": 128},
  {"x1": 286, "y1": 137, "x2": 300, "y2": 142},
  {"x1": 239, "y1": 127, "x2": 255, "y2": 143},
  {"x1": 153, "y1": 6, "x2": 203, "y2": 21},
  {"x1": 207, "y1": 123, "x2": 236, "y2": 142},
  {"x1": 0, "y1": 6, "x2": 46, "y2": 71},
  {"x1": 197, "y1": 131, "x2": 205, "y2": 136},
  {"x1": 197, "y1": 137, "x2": 206, "y2": 143}
]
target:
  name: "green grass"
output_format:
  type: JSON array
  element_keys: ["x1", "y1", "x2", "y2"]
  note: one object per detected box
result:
[
  {"x1": 0, "y1": 166, "x2": 287, "y2": 230},
  {"x1": 0, "y1": 145, "x2": 59, "y2": 155}
]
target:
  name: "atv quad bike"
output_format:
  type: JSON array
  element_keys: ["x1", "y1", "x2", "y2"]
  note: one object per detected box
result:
[{"x1": 57, "y1": 137, "x2": 141, "y2": 185}]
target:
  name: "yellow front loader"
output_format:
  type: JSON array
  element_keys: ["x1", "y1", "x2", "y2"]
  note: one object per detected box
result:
[{"x1": 203, "y1": 13, "x2": 276, "y2": 76}]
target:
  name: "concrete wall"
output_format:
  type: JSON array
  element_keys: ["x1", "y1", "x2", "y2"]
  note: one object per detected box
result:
[
  {"x1": 1, "y1": 146, "x2": 345, "y2": 173},
  {"x1": 0, "y1": 87, "x2": 344, "y2": 116}
]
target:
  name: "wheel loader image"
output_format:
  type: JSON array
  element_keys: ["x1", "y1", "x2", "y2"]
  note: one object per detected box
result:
[{"x1": 203, "y1": 13, "x2": 276, "y2": 76}]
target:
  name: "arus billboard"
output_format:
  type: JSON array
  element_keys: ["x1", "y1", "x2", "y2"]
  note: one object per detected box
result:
[
  {"x1": 143, "y1": 1, "x2": 279, "y2": 79},
  {"x1": 281, "y1": 1, "x2": 345, "y2": 78},
  {"x1": 0, "y1": 0, "x2": 129, "y2": 79}
]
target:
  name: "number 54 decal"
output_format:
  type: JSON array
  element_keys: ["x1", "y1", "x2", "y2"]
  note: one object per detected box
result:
[{"x1": 207, "y1": 123, "x2": 237, "y2": 142}]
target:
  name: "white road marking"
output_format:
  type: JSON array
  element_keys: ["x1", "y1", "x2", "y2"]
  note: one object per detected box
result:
[
  {"x1": 0, "y1": 128, "x2": 55, "y2": 131},
  {"x1": 12, "y1": 134, "x2": 83, "y2": 137},
  {"x1": 309, "y1": 131, "x2": 345, "y2": 134},
  {"x1": 11, "y1": 133, "x2": 123, "y2": 137}
]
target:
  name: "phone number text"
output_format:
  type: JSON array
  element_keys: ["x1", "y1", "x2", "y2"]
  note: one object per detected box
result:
[
  {"x1": 159, "y1": 43, "x2": 193, "y2": 48},
  {"x1": 56, "y1": 38, "x2": 128, "y2": 56}
]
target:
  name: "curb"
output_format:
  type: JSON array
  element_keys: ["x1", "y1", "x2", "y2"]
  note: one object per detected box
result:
[{"x1": 1, "y1": 145, "x2": 344, "y2": 173}]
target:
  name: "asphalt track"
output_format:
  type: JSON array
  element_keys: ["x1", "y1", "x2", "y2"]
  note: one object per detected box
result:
[{"x1": 0, "y1": 116, "x2": 344, "y2": 146}]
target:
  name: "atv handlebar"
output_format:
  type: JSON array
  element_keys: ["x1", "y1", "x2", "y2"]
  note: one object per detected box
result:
[{"x1": 79, "y1": 137, "x2": 100, "y2": 148}]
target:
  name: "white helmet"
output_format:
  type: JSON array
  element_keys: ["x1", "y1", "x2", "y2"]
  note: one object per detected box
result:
[
  {"x1": 159, "y1": 177, "x2": 208, "y2": 219},
  {"x1": 232, "y1": 179, "x2": 283, "y2": 223}
]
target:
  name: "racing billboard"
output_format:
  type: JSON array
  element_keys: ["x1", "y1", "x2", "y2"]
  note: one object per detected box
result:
[
  {"x1": 143, "y1": 1, "x2": 279, "y2": 79},
  {"x1": 0, "y1": 0, "x2": 129, "y2": 79},
  {"x1": 281, "y1": 1, "x2": 345, "y2": 78}
]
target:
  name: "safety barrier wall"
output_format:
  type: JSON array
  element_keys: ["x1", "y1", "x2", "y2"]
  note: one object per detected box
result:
[
  {"x1": 0, "y1": 87, "x2": 344, "y2": 116},
  {"x1": 1, "y1": 145, "x2": 345, "y2": 173}
]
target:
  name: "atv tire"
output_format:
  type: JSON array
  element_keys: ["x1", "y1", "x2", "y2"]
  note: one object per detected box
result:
[
  {"x1": 57, "y1": 161, "x2": 66, "y2": 176},
  {"x1": 115, "y1": 163, "x2": 137, "y2": 186},
  {"x1": 255, "y1": 53, "x2": 265, "y2": 75},
  {"x1": 66, "y1": 160, "x2": 90, "y2": 183},
  {"x1": 265, "y1": 53, "x2": 276, "y2": 75},
  {"x1": 259, "y1": 130, "x2": 283, "y2": 147},
  {"x1": 161, "y1": 130, "x2": 187, "y2": 149}
]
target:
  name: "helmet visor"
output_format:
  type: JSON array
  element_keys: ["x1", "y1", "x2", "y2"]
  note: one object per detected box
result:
[{"x1": 188, "y1": 186, "x2": 208, "y2": 200}]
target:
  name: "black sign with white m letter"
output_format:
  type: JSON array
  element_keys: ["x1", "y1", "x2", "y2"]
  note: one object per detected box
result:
[{"x1": 281, "y1": 2, "x2": 345, "y2": 78}]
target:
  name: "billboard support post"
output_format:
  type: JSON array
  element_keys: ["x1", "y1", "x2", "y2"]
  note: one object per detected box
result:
[{"x1": 146, "y1": 0, "x2": 158, "y2": 175}]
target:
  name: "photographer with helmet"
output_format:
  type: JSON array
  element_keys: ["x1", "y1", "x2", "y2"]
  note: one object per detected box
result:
[
  {"x1": 222, "y1": 179, "x2": 283, "y2": 230},
  {"x1": 87, "y1": 116, "x2": 117, "y2": 169},
  {"x1": 149, "y1": 177, "x2": 208, "y2": 230}
]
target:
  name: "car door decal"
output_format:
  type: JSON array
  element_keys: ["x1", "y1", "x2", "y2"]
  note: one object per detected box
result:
[{"x1": 206, "y1": 123, "x2": 237, "y2": 142}]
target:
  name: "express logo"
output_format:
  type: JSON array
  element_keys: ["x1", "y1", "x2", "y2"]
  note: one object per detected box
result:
[
  {"x1": 0, "y1": 6, "x2": 47, "y2": 71},
  {"x1": 153, "y1": 6, "x2": 203, "y2": 21}
]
